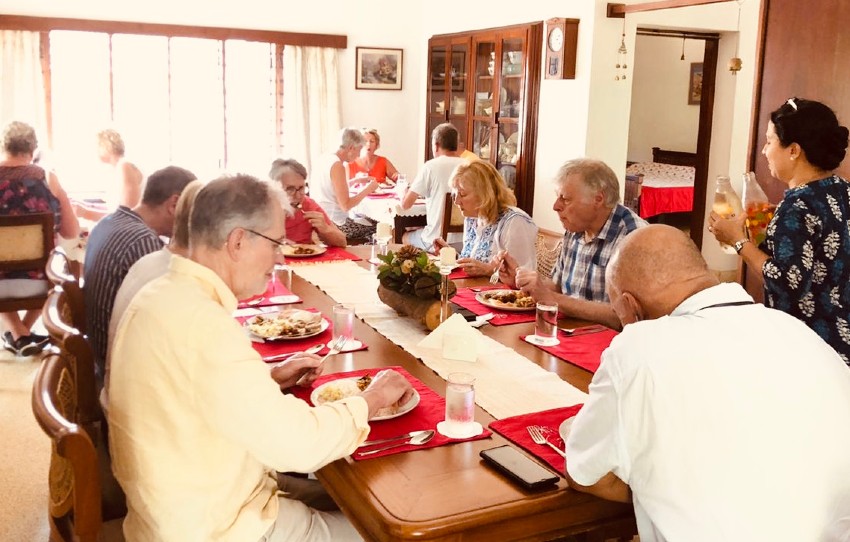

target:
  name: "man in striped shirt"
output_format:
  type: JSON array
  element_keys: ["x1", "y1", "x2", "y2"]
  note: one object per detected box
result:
[
  {"x1": 83, "y1": 165, "x2": 195, "y2": 389},
  {"x1": 502, "y1": 158, "x2": 646, "y2": 330}
]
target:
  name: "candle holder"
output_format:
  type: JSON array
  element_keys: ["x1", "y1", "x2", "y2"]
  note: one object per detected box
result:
[{"x1": 439, "y1": 265, "x2": 452, "y2": 323}]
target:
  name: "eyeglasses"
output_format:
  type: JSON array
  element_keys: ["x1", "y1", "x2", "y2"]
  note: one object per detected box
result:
[
  {"x1": 244, "y1": 228, "x2": 288, "y2": 254},
  {"x1": 786, "y1": 97, "x2": 798, "y2": 111},
  {"x1": 284, "y1": 185, "x2": 307, "y2": 195}
]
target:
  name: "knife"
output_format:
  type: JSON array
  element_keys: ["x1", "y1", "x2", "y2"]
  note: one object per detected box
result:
[
  {"x1": 559, "y1": 324, "x2": 608, "y2": 337},
  {"x1": 358, "y1": 430, "x2": 429, "y2": 448}
]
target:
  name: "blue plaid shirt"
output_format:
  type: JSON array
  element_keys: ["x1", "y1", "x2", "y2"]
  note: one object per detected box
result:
[{"x1": 552, "y1": 204, "x2": 646, "y2": 302}]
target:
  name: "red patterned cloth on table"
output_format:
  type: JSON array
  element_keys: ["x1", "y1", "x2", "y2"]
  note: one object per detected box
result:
[
  {"x1": 522, "y1": 328, "x2": 618, "y2": 373},
  {"x1": 285, "y1": 246, "x2": 362, "y2": 265},
  {"x1": 238, "y1": 279, "x2": 300, "y2": 309},
  {"x1": 449, "y1": 285, "x2": 536, "y2": 326},
  {"x1": 291, "y1": 366, "x2": 492, "y2": 460},
  {"x1": 235, "y1": 310, "x2": 367, "y2": 361},
  {"x1": 488, "y1": 404, "x2": 583, "y2": 475}
]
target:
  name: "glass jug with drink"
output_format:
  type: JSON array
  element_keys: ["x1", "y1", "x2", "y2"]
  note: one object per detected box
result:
[
  {"x1": 742, "y1": 171, "x2": 775, "y2": 246},
  {"x1": 712, "y1": 175, "x2": 743, "y2": 254}
]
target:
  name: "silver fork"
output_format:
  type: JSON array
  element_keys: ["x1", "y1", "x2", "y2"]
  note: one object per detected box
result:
[
  {"x1": 295, "y1": 336, "x2": 347, "y2": 386},
  {"x1": 527, "y1": 425, "x2": 566, "y2": 458},
  {"x1": 489, "y1": 253, "x2": 505, "y2": 284}
]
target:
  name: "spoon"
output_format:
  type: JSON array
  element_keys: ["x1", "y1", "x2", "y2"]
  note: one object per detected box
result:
[
  {"x1": 357, "y1": 429, "x2": 435, "y2": 456},
  {"x1": 246, "y1": 296, "x2": 265, "y2": 306}
]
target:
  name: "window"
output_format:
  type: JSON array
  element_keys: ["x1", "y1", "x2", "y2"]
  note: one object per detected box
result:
[{"x1": 45, "y1": 30, "x2": 282, "y2": 193}]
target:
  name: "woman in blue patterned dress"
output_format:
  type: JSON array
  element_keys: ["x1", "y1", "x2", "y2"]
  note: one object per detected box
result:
[
  {"x1": 709, "y1": 98, "x2": 850, "y2": 364},
  {"x1": 441, "y1": 160, "x2": 537, "y2": 277}
]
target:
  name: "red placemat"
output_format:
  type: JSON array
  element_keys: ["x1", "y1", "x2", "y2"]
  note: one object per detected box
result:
[
  {"x1": 366, "y1": 192, "x2": 397, "y2": 199},
  {"x1": 450, "y1": 286, "x2": 536, "y2": 326},
  {"x1": 286, "y1": 246, "x2": 362, "y2": 265},
  {"x1": 238, "y1": 279, "x2": 301, "y2": 309},
  {"x1": 522, "y1": 328, "x2": 618, "y2": 373},
  {"x1": 488, "y1": 404, "x2": 583, "y2": 475},
  {"x1": 292, "y1": 366, "x2": 492, "y2": 460},
  {"x1": 236, "y1": 310, "x2": 367, "y2": 361},
  {"x1": 448, "y1": 268, "x2": 469, "y2": 280}
]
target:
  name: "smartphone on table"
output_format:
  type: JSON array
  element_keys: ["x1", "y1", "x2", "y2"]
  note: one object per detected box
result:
[{"x1": 480, "y1": 445, "x2": 559, "y2": 490}]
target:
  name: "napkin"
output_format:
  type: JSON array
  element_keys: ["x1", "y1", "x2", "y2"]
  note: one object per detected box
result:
[
  {"x1": 417, "y1": 313, "x2": 480, "y2": 362},
  {"x1": 237, "y1": 280, "x2": 301, "y2": 309},
  {"x1": 285, "y1": 246, "x2": 362, "y2": 265},
  {"x1": 522, "y1": 328, "x2": 618, "y2": 373},
  {"x1": 450, "y1": 286, "x2": 537, "y2": 326},
  {"x1": 291, "y1": 366, "x2": 492, "y2": 460},
  {"x1": 488, "y1": 404, "x2": 583, "y2": 474}
]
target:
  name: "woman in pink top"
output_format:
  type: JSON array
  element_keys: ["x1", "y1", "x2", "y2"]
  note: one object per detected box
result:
[
  {"x1": 269, "y1": 158, "x2": 347, "y2": 247},
  {"x1": 346, "y1": 128, "x2": 399, "y2": 183}
]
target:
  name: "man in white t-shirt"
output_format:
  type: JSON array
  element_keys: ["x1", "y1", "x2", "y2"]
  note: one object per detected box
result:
[
  {"x1": 566, "y1": 224, "x2": 850, "y2": 541},
  {"x1": 400, "y1": 123, "x2": 466, "y2": 252}
]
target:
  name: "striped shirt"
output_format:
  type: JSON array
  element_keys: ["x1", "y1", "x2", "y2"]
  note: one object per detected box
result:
[
  {"x1": 84, "y1": 206, "x2": 163, "y2": 382},
  {"x1": 552, "y1": 204, "x2": 646, "y2": 302}
]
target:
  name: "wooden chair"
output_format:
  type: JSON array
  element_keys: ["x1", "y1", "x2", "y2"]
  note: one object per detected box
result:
[
  {"x1": 0, "y1": 212, "x2": 54, "y2": 312},
  {"x1": 42, "y1": 287, "x2": 128, "y2": 523},
  {"x1": 623, "y1": 173, "x2": 644, "y2": 215},
  {"x1": 46, "y1": 247, "x2": 86, "y2": 334},
  {"x1": 535, "y1": 229, "x2": 564, "y2": 280},
  {"x1": 440, "y1": 192, "x2": 465, "y2": 240}
]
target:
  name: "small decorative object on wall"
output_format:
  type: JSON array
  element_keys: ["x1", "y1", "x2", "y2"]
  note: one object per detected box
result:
[
  {"x1": 356, "y1": 47, "x2": 403, "y2": 90},
  {"x1": 688, "y1": 62, "x2": 704, "y2": 105},
  {"x1": 544, "y1": 18, "x2": 580, "y2": 79}
]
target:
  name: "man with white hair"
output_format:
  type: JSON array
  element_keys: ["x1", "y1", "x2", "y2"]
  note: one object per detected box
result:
[
  {"x1": 566, "y1": 224, "x2": 850, "y2": 541},
  {"x1": 108, "y1": 174, "x2": 412, "y2": 541}
]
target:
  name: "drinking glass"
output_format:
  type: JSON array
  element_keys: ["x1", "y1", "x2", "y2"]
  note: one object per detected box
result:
[
  {"x1": 528, "y1": 302, "x2": 559, "y2": 346},
  {"x1": 332, "y1": 304, "x2": 355, "y2": 344},
  {"x1": 444, "y1": 372, "x2": 475, "y2": 432},
  {"x1": 273, "y1": 264, "x2": 292, "y2": 291}
]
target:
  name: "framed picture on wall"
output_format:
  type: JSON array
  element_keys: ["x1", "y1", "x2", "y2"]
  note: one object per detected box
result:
[
  {"x1": 688, "y1": 62, "x2": 704, "y2": 105},
  {"x1": 356, "y1": 47, "x2": 403, "y2": 90}
]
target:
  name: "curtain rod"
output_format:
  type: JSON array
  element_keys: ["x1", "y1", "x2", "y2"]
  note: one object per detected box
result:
[{"x1": 636, "y1": 28, "x2": 720, "y2": 40}]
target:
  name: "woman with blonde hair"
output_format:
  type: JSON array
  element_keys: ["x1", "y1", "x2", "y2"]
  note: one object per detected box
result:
[
  {"x1": 439, "y1": 160, "x2": 537, "y2": 276},
  {"x1": 74, "y1": 128, "x2": 144, "y2": 221},
  {"x1": 347, "y1": 128, "x2": 399, "y2": 183}
]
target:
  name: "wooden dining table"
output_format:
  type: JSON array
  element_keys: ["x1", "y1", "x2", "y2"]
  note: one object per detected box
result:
[{"x1": 287, "y1": 246, "x2": 637, "y2": 541}]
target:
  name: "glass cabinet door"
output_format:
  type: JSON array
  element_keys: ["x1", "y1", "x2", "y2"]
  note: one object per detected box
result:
[
  {"x1": 427, "y1": 40, "x2": 469, "y2": 159},
  {"x1": 472, "y1": 39, "x2": 496, "y2": 160},
  {"x1": 497, "y1": 36, "x2": 523, "y2": 191}
]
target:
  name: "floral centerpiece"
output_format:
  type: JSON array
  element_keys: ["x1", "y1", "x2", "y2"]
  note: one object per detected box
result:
[{"x1": 375, "y1": 245, "x2": 456, "y2": 330}]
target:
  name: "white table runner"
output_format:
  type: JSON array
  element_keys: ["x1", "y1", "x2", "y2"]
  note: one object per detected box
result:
[{"x1": 294, "y1": 261, "x2": 587, "y2": 419}]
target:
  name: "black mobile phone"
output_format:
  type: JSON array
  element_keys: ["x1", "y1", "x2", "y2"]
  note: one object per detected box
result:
[
  {"x1": 480, "y1": 445, "x2": 559, "y2": 490},
  {"x1": 450, "y1": 303, "x2": 478, "y2": 322}
]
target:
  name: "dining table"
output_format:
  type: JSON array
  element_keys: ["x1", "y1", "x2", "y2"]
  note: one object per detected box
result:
[
  {"x1": 270, "y1": 245, "x2": 636, "y2": 541},
  {"x1": 353, "y1": 189, "x2": 427, "y2": 243}
]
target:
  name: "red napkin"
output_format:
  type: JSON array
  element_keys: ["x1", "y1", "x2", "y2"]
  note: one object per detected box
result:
[
  {"x1": 236, "y1": 311, "x2": 368, "y2": 361},
  {"x1": 488, "y1": 404, "x2": 583, "y2": 475},
  {"x1": 286, "y1": 246, "x2": 362, "y2": 265},
  {"x1": 522, "y1": 328, "x2": 618, "y2": 373},
  {"x1": 238, "y1": 279, "x2": 301, "y2": 309},
  {"x1": 291, "y1": 366, "x2": 492, "y2": 460},
  {"x1": 448, "y1": 268, "x2": 469, "y2": 280},
  {"x1": 450, "y1": 286, "x2": 537, "y2": 326}
]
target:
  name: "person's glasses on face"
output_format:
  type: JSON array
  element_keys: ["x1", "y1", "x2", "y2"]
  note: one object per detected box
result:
[
  {"x1": 284, "y1": 185, "x2": 307, "y2": 196},
  {"x1": 243, "y1": 228, "x2": 288, "y2": 255}
]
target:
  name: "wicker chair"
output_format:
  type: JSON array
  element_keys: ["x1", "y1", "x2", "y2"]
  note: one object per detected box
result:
[
  {"x1": 0, "y1": 212, "x2": 54, "y2": 313},
  {"x1": 440, "y1": 192, "x2": 465, "y2": 240},
  {"x1": 46, "y1": 247, "x2": 86, "y2": 334},
  {"x1": 535, "y1": 230, "x2": 563, "y2": 280}
]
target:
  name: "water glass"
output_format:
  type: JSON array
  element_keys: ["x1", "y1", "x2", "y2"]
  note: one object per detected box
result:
[
  {"x1": 332, "y1": 304, "x2": 355, "y2": 343},
  {"x1": 531, "y1": 302, "x2": 559, "y2": 346},
  {"x1": 444, "y1": 372, "x2": 476, "y2": 432},
  {"x1": 273, "y1": 264, "x2": 292, "y2": 291}
]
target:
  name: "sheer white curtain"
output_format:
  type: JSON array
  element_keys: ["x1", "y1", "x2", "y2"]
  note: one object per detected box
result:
[
  {"x1": 282, "y1": 46, "x2": 342, "y2": 174},
  {"x1": 0, "y1": 30, "x2": 47, "y2": 140}
]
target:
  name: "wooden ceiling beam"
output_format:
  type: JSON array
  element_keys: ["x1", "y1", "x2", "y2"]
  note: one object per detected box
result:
[{"x1": 607, "y1": 0, "x2": 734, "y2": 18}]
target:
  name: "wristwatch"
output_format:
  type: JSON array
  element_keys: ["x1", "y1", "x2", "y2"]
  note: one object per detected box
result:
[{"x1": 734, "y1": 239, "x2": 751, "y2": 254}]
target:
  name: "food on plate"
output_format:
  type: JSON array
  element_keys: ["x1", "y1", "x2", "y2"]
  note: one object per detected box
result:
[
  {"x1": 482, "y1": 290, "x2": 535, "y2": 308},
  {"x1": 356, "y1": 374, "x2": 372, "y2": 391},
  {"x1": 290, "y1": 245, "x2": 316, "y2": 255},
  {"x1": 247, "y1": 309, "x2": 323, "y2": 338},
  {"x1": 315, "y1": 376, "x2": 401, "y2": 418}
]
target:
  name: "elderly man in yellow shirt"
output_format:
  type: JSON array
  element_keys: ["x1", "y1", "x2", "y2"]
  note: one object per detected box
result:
[{"x1": 108, "y1": 174, "x2": 413, "y2": 542}]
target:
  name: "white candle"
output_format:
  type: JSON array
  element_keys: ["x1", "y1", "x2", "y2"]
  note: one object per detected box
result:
[
  {"x1": 376, "y1": 222, "x2": 392, "y2": 240},
  {"x1": 439, "y1": 246, "x2": 457, "y2": 267}
]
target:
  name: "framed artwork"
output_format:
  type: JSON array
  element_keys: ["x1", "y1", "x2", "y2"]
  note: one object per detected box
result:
[
  {"x1": 688, "y1": 62, "x2": 704, "y2": 105},
  {"x1": 356, "y1": 47, "x2": 403, "y2": 90}
]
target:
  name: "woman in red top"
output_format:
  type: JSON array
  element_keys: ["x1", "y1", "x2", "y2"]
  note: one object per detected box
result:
[
  {"x1": 269, "y1": 158, "x2": 347, "y2": 247},
  {"x1": 346, "y1": 128, "x2": 400, "y2": 184}
]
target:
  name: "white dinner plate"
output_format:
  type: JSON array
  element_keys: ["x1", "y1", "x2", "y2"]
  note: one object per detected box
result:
[
  {"x1": 281, "y1": 244, "x2": 328, "y2": 258},
  {"x1": 475, "y1": 289, "x2": 536, "y2": 312},
  {"x1": 245, "y1": 311, "x2": 329, "y2": 341},
  {"x1": 311, "y1": 377, "x2": 420, "y2": 421}
]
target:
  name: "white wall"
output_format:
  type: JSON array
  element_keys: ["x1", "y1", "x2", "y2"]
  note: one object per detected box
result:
[
  {"x1": 627, "y1": 36, "x2": 705, "y2": 163},
  {"x1": 3, "y1": 0, "x2": 763, "y2": 269}
]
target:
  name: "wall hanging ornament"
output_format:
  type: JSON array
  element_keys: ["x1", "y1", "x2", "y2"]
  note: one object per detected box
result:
[
  {"x1": 615, "y1": 19, "x2": 628, "y2": 80},
  {"x1": 729, "y1": 0, "x2": 744, "y2": 73},
  {"x1": 680, "y1": 36, "x2": 686, "y2": 61}
]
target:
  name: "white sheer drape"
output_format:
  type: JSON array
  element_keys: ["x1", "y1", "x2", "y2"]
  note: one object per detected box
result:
[
  {"x1": 282, "y1": 46, "x2": 342, "y2": 174},
  {"x1": 0, "y1": 31, "x2": 47, "y2": 137}
]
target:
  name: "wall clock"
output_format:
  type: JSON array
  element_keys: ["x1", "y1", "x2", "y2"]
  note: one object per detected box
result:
[{"x1": 545, "y1": 18, "x2": 579, "y2": 80}]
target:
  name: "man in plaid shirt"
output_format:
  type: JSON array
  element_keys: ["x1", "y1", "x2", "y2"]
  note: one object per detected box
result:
[{"x1": 501, "y1": 158, "x2": 645, "y2": 330}]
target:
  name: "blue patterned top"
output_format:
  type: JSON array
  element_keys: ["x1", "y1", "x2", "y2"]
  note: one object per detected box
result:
[
  {"x1": 762, "y1": 175, "x2": 850, "y2": 364},
  {"x1": 552, "y1": 204, "x2": 646, "y2": 302},
  {"x1": 459, "y1": 207, "x2": 537, "y2": 269}
]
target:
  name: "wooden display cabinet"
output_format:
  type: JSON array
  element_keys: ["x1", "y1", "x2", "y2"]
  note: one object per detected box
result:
[{"x1": 427, "y1": 22, "x2": 543, "y2": 214}]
